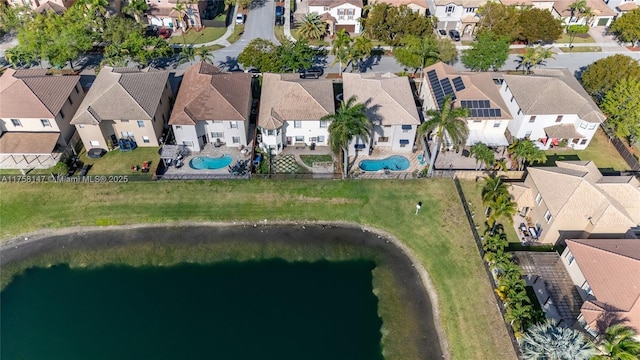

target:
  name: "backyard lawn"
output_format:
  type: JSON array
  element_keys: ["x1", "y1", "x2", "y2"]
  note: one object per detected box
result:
[
  {"x1": 542, "y1": 128, "x2": 630, "y2": 172},
  {"x1": 168, "y1": 27, "x2": 227, "y2": 44},
  {"x1": 78, "y1": 147, "x2": 161, "y2": 176},
  {"x1": 0, "y1": 179, "x2": 516, "y2": 360}
]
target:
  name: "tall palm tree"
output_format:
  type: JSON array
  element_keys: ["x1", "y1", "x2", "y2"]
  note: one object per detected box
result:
[
  {"x1": 195, "y1": 47, "x2": 214, "y2": 63},
  {"x1": 122, "y1": 0, "x2": 149, "y2": 22},
  {"x1": 505, "y1": 300, "x2": 534, "y2": 332},
  {"x1": 470, "y1": 142, "x2": 495, "y2": 170},
  {"x1": 330, "y1": 29, "x2": 351, "y2": 74},
  {"x1": 483, "y1": 233, "x2": 509, "y2": 253},
  {"x1": 593, "y1": 324, "x2": 640, "y2": 360},
  {"x1": 516, "y1": 46, "x2": 555, "y2": 74},
  {"x1": 417, "y1": 95, "x2": 469, "y2": 177},
  {"x1": 487, "y1": 194, "x2": 517, "y2": 235},
  {"x1": 172, "y1": 0, "x2": 187, "y2": 33},
  {"x1": 323, "y1": 95, "x2": 371, "y2": 179},
  {"x1": 484, "y1": 247, "x2": 512, "y2": 270},
  {"x1": 177, "y1": 45, "x2": 196, "y2": 65},
  {"x1": 296, "y1": 13, "x2": 326, "y2": 40},
  {"x1": 349, "y1": 35, "x2": 373, "y2": 72},
  {"x1": 482, "y1": 175, "x2": 509, "y2": 214},
  {"x1": 521, "y1": 320, "x2": 595, "y2": 360},
  {"x1": 508, "y1": 138, "x2": 547, "y2": 170}
]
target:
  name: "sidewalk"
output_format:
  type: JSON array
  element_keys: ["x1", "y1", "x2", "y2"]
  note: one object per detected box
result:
[{"x1": 172, "y1": 5, "x2": 240, "y2": 48}]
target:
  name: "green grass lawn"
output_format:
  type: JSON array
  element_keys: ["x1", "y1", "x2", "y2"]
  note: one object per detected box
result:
[
  {"x1": 227, "y1": 24, "x2": 244, "y2": 43},
  {"x1": 78, "y1": 147, "x2": 161, "y2": 177},
  {"x1": 0, "y1": 179, "x2": 516, "y2": 360},
  {"x1": 542, "y1": 128, "x2": 630, "y2": 172},
  {"x1": 556, "y1": 33, "x2": 595, "y2": 43},
  {"x1": 168, "y1": 27, "x2": 227, "y2": 44},
  {"x1": 559, "y1": 46, "x2": 601, "y2": 53}
]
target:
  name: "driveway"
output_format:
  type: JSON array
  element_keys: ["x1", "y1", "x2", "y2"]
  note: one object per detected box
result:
[{"x1": 214, "y1": 0, "x2": 280, "y2": 70}]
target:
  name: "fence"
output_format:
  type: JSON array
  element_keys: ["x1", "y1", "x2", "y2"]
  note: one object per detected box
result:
[
  {"x1": 254, "y1": 173, "x2": 339, "y2": 180},
  {"x1": 601, "y1": 125, "x2": 640, "y2": 171},
  {"x1": 157, "y1": 173, "x2": 250, "y2": 180},
  {"x1": 453, "y1": 177, "x2": 523, "y2": 359}
]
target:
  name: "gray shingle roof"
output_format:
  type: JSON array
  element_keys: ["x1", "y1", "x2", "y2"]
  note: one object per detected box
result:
[{"x1": 71, "y1": 67, "x2": 169, "y2": 125}]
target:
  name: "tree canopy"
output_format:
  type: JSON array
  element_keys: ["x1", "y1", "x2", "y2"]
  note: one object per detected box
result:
[
  {"x1": 461, "y1": 31, "x2": 510, "y2": 71},
  {"x1": 238, "y1": 38, "x2": 316, "y2": 73},
  {"x1": 518, "y1": 8, "x2": 563, "y2": 44},
  {"x1": 477, "y1": 3, "x2": 562, "y2": 44},
  {"x1": 601, "y1": 77, "x2": 640, "y2": 145},
  {"x1": 610, "y1": 8, "x2": 640, "y2": 47},
  {"x1": 476, "y1": 2, "x2": 522, "y2": 42},
  {"x1": 580, "y1": 54, "x2": 640, "y2": 103},
  {"x1": 364, "y1": 3, "x2": 433, "y2": 46}
]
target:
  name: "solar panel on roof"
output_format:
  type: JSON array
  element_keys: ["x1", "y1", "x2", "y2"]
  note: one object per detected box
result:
[
  {"x1": 484, "y1": 109, "x2": 491, "y2": 117},
  {"x1": 482, "y1": 100, "x2": 490, "y2": 108},
  {"x1": 441, "y1": 78, "x2": 455, "y2": 97},
  {"x1": 495, "y1": 109, "x2": 502, "y2": 117},
  {"x1": 460, "y1": 100, "x2": 469, "y2": 108},
  {"x1": 452, "y1": 77, "x2": 465, "y2": 91},
  {"x1": 471, "y1": 100, "x2": 478, "y2": 108},
  {"x1": 470, "y1": 109, "x2": 478, "y2": 117},
  {"x1": 489, "y1": 109, "x2": 496, "y2": 117}
]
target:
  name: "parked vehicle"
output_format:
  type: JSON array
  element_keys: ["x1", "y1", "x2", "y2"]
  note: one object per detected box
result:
[
  {"x1": 437, "y1": 29, "x2": 447, "y2": 38},
  {"x1": 145, "y1": 25, "x2": 160, "y2": 37},
  {"x1": 159, "y1": 28, "x2": 172, "y2": 39},
  {"x1": 448, "y1": 29, "x2": 460, "y2": 41},
  {"x1": 275, "y1": 6, "x2": 284, "y2": 16},
  {"x1": 299, "y1": 68, "x2": 324, "y2": 79},
  {"x1": 236, "y1": 13, "x2": 245, "y2": 24},
  {"x1": 275, "y1": 6, "x2": 284, "y2": 25}
]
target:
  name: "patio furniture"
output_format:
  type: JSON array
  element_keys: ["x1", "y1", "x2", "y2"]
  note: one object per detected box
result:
[{"x1": 141, "y1": 161, "x2": 150, "y2": 173}]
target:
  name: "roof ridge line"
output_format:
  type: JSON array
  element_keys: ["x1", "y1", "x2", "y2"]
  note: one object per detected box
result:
[{"x1": 116, "y1": 73, "x2": 154, "y2": 119}]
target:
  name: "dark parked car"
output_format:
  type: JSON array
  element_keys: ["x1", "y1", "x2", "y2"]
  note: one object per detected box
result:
[
  {"x1": 275, "y1": 16, "x2": 284, "y2": 26},
  {"x1": 448, "y1": 29, "x2": 461, "y2": 41},
  {"x1": 87, "y1": 148, "x2": 107, "y2": 158},
  {"x1": 145, "y1": 25, "x2": 159, "y2": 37},
  {"x1": 437, "y1": 29, "x2": 447, "y2": 38},
  {"x1": 275, "y1": 6, "x2": 284, "y2": 16},
  {"x1": 299, "y1": 68, "x2": 324, "y2": 79},
  {"x1": 159, "y1": 28, "x2": 172, "y2": 39}
]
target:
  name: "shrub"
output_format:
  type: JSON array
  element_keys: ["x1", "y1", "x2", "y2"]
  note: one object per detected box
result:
[{"x1": 567, "y1": 25, "x2": 589, "y2": 34}]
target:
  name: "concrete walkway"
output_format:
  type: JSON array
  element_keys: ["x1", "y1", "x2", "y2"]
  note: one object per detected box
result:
[
  {"x1": 284, "y1": 0, "x2": 296, "y2": 42},
  {"x1": 188, "y1": 6, "x2": 239, "y2": 48}
]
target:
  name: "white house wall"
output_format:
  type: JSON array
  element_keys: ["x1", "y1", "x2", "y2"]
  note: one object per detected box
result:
[
  {"x1": 173, "y1": 125, "x2": 200, "y2": 151},
  {"x1": 433, "y1": 3, "x2": 465, "y2": 30},
  {"x1": 283, "y1": 120, "x2": 330, "y2": 147},
  {"x1": 560, "y1": 247, "x2": 590, "y2": 301},
  {"x1": 309, "y1": 3, "x2": 362, "y2": 33}
]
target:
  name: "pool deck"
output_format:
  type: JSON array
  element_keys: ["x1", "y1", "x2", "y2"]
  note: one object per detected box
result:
[
  {"x1": 162, "y1": 143, "x2": 252, "y2": 179},
  {"x1": 349, "y1": 147, "x2": 425, "y2": 176}
]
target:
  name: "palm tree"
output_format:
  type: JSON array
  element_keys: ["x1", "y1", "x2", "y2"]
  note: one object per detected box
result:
[
  {"x1": 470, "y1": 142, "x2": 495, "y2": 170},
  {"x1": 330, "y1": 29, "x2": 351, "y2": 74},
  {"x1": 323, "y1": 95, "x2": 371, "y2": 179},
  {"x1": 484, "y1": 247, "x2": 512, "y2": 270},
  {"x1": 172, "y1": 0, "x2": 187, "y2": 34},
  {"x1": 417, "y1": 95, "x2": 469, "y2": 177},
  {"x1": 296, "y1": 13, "x2": 326, "y2": 40},
  {"x1": 508, "y1": 138, "x2": 547, "y2": 170},
  {"x1": 487, "y1": 194, "x2": 517, "y2": 235},
  {"x1": 177, "y1": 45, "x2": 196, "y2": 65},
  {"x1": 593, "y1": 324, "x2": 640, "y2": 360},
  {"x1": 195, "y1": 47, "x2": 214, "y2": 63},
  {"x1": 349, "y1": 35, "x2": 373, "y2": 72},
  {"x1": 516, "y1": 46, "x2": 556, "y2": 74},
  {"x1": 521, "y1": 320, "x2": 595, "y2": 360},
  {"x1": 482, "y1": 175, "x2": 509, "y2": 214},
  {"x1": 505, "y1": 301, "x2": 534, "y2": 332},
  {"x1": 122, "y1": 0, "x2": 149, "y2": 22},
  {"x1": 483, "y1": 233, "x2": 509, "y2": 253}
]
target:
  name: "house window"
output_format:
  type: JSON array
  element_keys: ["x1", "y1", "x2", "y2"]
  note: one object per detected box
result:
[
  {"x1": 535, "y1": 192, "x2": 542, "y2": 205},
  {"x1": 60, "y1": 110, "x2": 65, "y2": 118},
  {"x1": 137, "y1": 120, "x2": 145, "y2": 128},
  {"x1": 378, "y1": 136, "x2": 389, "y2": 142},
  {"x1": 75, "y1": 86, "x2": 79, "y2": 94},
  {"x1": 267, "y1": 130, "x2": 274, "y2": 136},
  {"x1": 232, "y1": 136, "x2": 240, "y2": 144},
  {"x1": 473, "y1": 120, "x2": 481, "y2": 123},
  {"x1": 555, "y1": 115, "x2": 563, "y2": 123},
  {"x1": 295, "y1": 136, "x2": 304, "y2": 142},
  {"x1": 580, "y1": 139, "x2": 587, "y2": 145},
  {"x1": 525, "y1": 131, "x2": 532, "y2": 138},
  {"x1": 567, "y1": 251, "x2": 575, "y2": 265},
  {"x1": 41, "y1": 119, "x2": 51, "y2": 127},
  {"x1": 294, "y1": 121, "x2": 302, "y2": 128},
  {"x1": 320, "y1": 120, "x2": 327, "y2": 128},
  {"x1": 465, "y1": 7, "x2": 475, "y2": 12},
  {"x1": 213, "y1": 120, "x2": 223, "y2": 124},
  {"x1": 175, "y1": 126, "x2": 182, "y2": 130},
  {"x1": 211, "y1": 132, "x2": 224, "y2": 138},
  {"x1": 11, "y1": 119, "x2": 21, "y2": 127},
  {"x1": 68, "y1": 97, "x2": 73, "y2": 105},
  {"x1": 90, "y1": 140, "x2": 100, "y2": 147},
  {"x1": 183, "y1": 140, "x2": 194, "y2": 147},
  {"x1": 544, "y1": 210, "x2": 552, "y2": 223},
  {"x1": 142, "y1": 136, "x2": 150, "y2": 143},
  {"x1": 493, "y1": 121, "x2": 501, "y2": 128},
  {"x1": 517, "y1": 109, "x2": 521, "y2": 115},
  {"x1": 529, "y1": 116, "x2": 536, "y2": 123},
  {"x1": 79, "y1": 125, "x2": 85, "y2": 128},
  {"x1": 402, "y1": 124, "x2": 412, "y2": 132},
  {"x1": 317, "y1": 135, "x2": 325, "y2": 143},
  {"x1": 582, "y1": 282, "x2": 592, "y2": 295},
  {"x1": 445, "y1": 5, "x2": 455, "y2": 12},
  {"x1": 153, "y1": 116, "x2": 156, "y2": 123},
  {"x1": 323, "y1": 6, "x2": 329, "y2": 10},
  {"x1": 510, "y1": 96, "x2": 514, "y2": 102},
  {"x1": 230, "y1": 121, "x2": 238, "y2": 129},
  {"x1": 587, "y1": 123, "x2": 597, "y2": 130},
  {"x1": 579, "y1": 121, "x2": 588, "y2": 129},
  {"x1": 399, "y1": 139, "x2": 410, "y2": 147}
]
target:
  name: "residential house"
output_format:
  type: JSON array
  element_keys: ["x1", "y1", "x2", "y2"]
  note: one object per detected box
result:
[
  {"x1": 71, "y1": 66, "x2": 171, "y2": 150},
  {"x1": 169, "y1": 62, "x2": 252, "y2": 152},
  {"x1": 7, "y1": 0, "x2": 75, "y2": 13},
  {"x1": 509, "y1": 160, "x2": 640, "y2": 244},
  {"x1": 499, "y1": 0, "x2": 555, "y2": 11},
  {"x1": 551, "y1": 0, "x2": 616, "y2": 27},
  {"x1": 257, "y1": 73, "x2": 334, "y2": 155},
  {"x1": 0, "y1": 69, "x2": 84, "y2": 169},
  {"x1": 427, "y1": 0, "x2": 483, "y2": 35},
  {"x1": 307, "y1": 0, "x2": 363, "y2": 35},
  {"x1": 500, "y1": 68, "x2": 606, "y2": 150},
  {"x1": 421, "y1": 62, "x2": 512, "y2": 148},
  {"x1": 146, "y1": 0, "x2": 207, "y2": 29},
  {"x1": 342, "y1": 72, "x2": 420, "y2": 155},
  {"x1": 560, "y1": 238, "x2": 640, "y2": 336},
  {"x1": 379, "y1": 0, "x2": 429, "y2": 15},
  {"x1": 611, "y1": 0, "x2": 638, "y2": 14}
]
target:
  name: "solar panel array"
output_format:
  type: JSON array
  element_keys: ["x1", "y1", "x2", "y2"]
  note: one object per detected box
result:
[
  {"x1": 452, "y1": 76, "x2": 465, "y2": 91},
  {"x1": 427, "y1": 70, "x2": 457, "y2": 107},
  {"x1": 460, "y1": 100, "x2": 502, "y2": 118}
]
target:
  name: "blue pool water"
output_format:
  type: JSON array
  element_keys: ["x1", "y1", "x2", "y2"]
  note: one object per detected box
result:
[
  {"x1": 359, "y1": 155, "x2": 410, "y2": 172},
  {"x1": 189, "y1": 155, "x2": 233, "y2": 170}
]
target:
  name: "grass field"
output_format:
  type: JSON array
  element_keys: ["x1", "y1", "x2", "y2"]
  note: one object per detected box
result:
[
  {"x1": 227, "y1": 24, "x2": 244, "y2": 43},
  {"x1": 556, "y1": 33, "x2": 595, "y2": 43},
  {"x1": 543, "y1": 128, "x2": 630, "y2": 172},
  {"x1": 559, "y1": 46, "x2": 601, "y2": 53},
  {"x1": 0, "y1": 179, "x2": 516, "y2": 360},
  {"x1": 168, "y1": 27, "x2": 227, "y2": 45}
]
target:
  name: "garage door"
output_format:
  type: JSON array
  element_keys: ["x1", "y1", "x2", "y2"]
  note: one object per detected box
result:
[
  {"x1": 335, "y1": 24, "x2": 355, "y2": 34},
  {"x1": 163, "y1": 18, "x2": 174, "y2": 27},
  {"x1": 150, "y1": 18, "x2": 163, "y2": 26},
  {"x1": 597, "y1": 18, "x2": 608, "y2": 26}
]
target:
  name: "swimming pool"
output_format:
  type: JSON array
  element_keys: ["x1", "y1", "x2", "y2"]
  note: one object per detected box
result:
[
  {"x1": 359, "y1": 156, "x2": 410, "y2": 172},
  {"x1": 189, "y1": 155, "x2": 233, "y2": 170}
]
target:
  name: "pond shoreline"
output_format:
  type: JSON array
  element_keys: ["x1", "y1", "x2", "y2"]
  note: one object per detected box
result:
[{"x1": 0, "y1": 221, "x2": 449, "y2": 360}]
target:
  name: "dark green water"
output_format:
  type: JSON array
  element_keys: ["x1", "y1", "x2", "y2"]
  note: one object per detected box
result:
[{"x1": 1, "y1": 260, "x2": 383, "y2": 360}]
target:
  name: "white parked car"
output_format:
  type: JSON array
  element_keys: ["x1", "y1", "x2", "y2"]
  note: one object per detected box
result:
[{"x1": 236, "y1": 14, "x2": 245, "y2": 24}]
